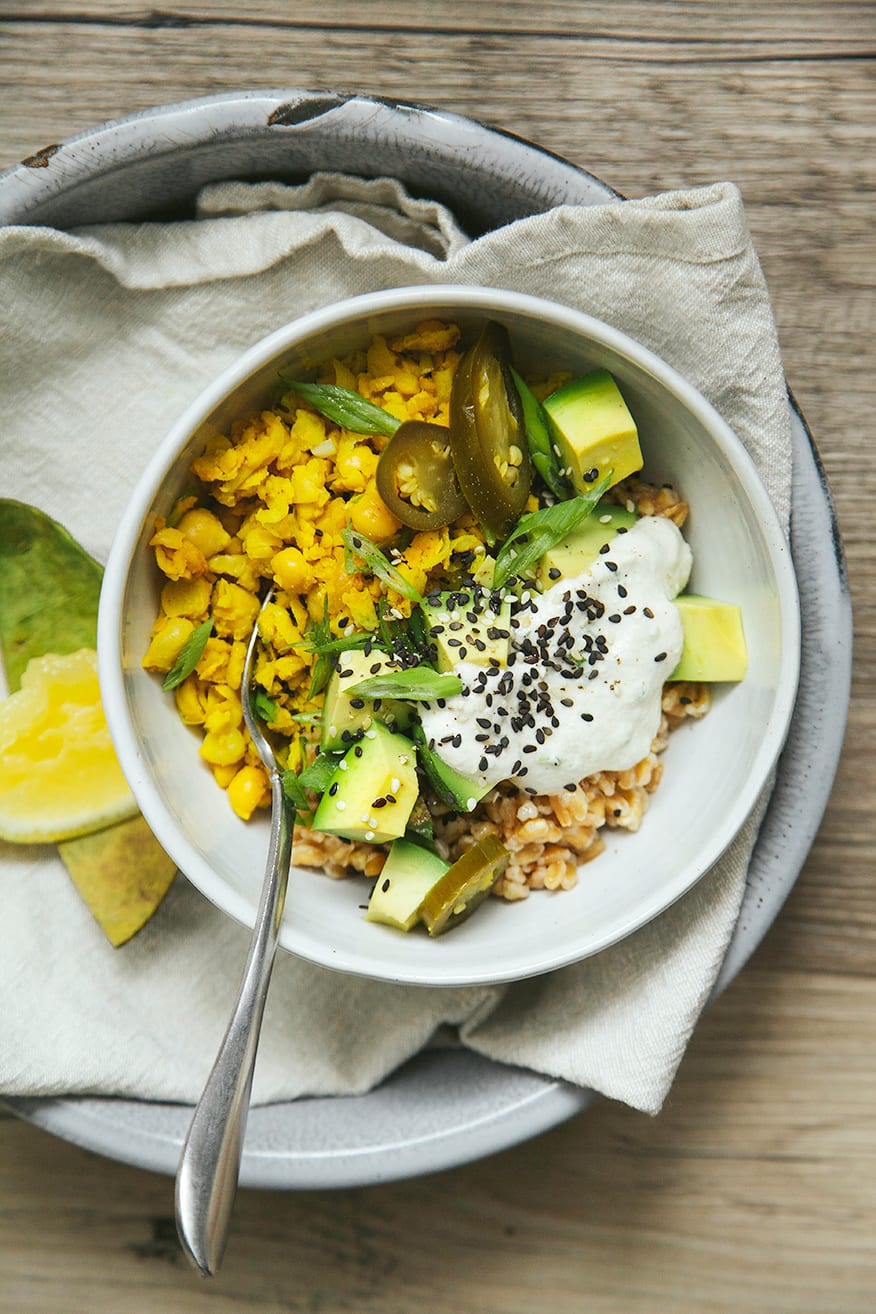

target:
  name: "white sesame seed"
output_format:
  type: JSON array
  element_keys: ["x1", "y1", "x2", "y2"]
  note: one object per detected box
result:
[
  {"x1": 365, "y1": 831, "x2": 375, "y2": 841},
  {"x1": 335, "y1": 800, "x2": 346, "y2": 810},
  {"x1": 466, "y1": 797, "x2": 477, "y2": 811}
]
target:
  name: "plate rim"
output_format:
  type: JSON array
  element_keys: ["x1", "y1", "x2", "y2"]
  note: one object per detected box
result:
[{"x1": 0, "y1": 91, "x2": 852, "y2": 1189}]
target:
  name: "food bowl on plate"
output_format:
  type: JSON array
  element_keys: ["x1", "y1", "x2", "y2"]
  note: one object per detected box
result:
[{"x1": 98, "y1": 283, "x2": 800, "y2": 988}]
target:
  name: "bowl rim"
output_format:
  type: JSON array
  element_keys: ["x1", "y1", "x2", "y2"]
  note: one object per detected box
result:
[{"x1": 98, "y1": 282, "x2": 802, "y2": 987}]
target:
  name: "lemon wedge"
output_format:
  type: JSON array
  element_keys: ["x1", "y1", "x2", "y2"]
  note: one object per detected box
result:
[{"x1": 0, "y1": 647, "x2": 137, "y2": 843}]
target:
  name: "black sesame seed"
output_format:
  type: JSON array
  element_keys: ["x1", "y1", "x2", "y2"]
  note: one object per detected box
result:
[
  {"x1": 523, "y1": 744, "x2": 537, "y2": 754},
  {"x1": 644, "y1": 607, "x2": 654, "y2": 619},
  {"x1": 381, "y1": 877, "x2": 391, "y2": 892},
  {"x1": 349, "y1": 698, "x2": 365, "y2": 709},
  {"x1": 581, "y1": 713, "x2": 594, "y2": 722},
  {"x1": 564, "y1": 783, "x2": 577, "y2": 793},
  {"x1": 654, "y1": 652, "x2": 668, "y2": 663},
  {"x1": 618, "y1": 584, "x2": 628, "y2": 598},
  {"x1": 372, "y1": 797, "x2": 387, "y2": 808},
  {"x1": 328, "y1": 783, "x2": 339, "y2": 796}
]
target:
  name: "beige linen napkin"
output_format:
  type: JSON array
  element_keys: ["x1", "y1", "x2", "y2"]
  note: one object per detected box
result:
[{"x1": 0, "y1": 173, "x2": 791, "y2": 1114}]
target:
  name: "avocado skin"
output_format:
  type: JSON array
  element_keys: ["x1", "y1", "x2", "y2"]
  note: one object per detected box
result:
[{"x1": 670, "y1": 595, "x2": 748, "y2": 682}]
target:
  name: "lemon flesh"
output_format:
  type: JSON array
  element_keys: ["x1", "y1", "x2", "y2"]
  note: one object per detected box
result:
[{"x1": 0, "y1": 648, "x2": 137, "y2": 843}]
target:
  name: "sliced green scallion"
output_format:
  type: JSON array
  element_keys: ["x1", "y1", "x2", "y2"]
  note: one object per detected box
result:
[
  {"x1": 162, "y1": 618, "x2": 214, "y2": 691},
  {"x1": 342, "y1": 528, "x2": 423, "y2": 604},
  {"x1": 492, "y1": 473, "x2": 613, "y2": 589},
  {"x1": 280, "y1": 379, "x2": 400, "y2": 438},
  {"x1": 347, "y1": 665, "x2": 462, "y2": 702}
]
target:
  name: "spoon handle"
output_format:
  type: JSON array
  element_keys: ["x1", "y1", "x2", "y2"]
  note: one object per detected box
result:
[{"x1": 175, "y1": 773, "x2": 293, "y2": 1276}]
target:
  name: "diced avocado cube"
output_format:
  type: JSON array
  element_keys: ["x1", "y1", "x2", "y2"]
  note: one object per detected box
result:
[
  {"x1": 321, "y1": 648, "x2": 411, "y2": 751},
  {"x1": 538, "y1": 502, "x2": 638, "y2": 587},
  {"x1": 311, "y1": 722, "x2": 419, "y2": 844},
  {"x1": 365, "y1": 838, "x2": 449, "y2": 931},
  {"x1": 542, "y1": 369, "x2": 643, "y2": 493},
  {"x1": 670, "y1": 595, "x2": 748, "y2": 682},
  {"x1": 420, "y1": 588, "x2": 512, "y2": 673}
]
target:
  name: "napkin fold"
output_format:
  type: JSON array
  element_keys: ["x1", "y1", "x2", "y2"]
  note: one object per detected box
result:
[{"x1": 0, "y1": 173, "x2": 791, "y2": 1114}]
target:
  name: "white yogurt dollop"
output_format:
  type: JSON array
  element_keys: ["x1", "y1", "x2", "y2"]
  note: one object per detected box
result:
[{"x1": 419, "y1": 516, "x2": 692, "y2": 794}]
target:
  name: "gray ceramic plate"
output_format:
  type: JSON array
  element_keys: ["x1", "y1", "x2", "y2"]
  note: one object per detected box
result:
[{"x1": 0, "y1": 91, "x2": 852, "y2": 1189}]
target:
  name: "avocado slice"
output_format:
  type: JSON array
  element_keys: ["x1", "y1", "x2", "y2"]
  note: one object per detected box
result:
[
  {"x1": 311, "y1": 721, "x2": 419, "y2": 844},
  {"x1": 670, "y1": 594, "x2": 748, "y2": 682},
  {"x1": 537, "y1": 502, "x2": 638, "y2": 587},
  {"x1": 542, "y1": 369, "x2": 643, "y2": 493},
  {"x1": 365, "y1": 838, "x2": 449, "y2": 931},
  {"x1": 420, "y1": 588, "x2": 512, "y2": 673},
  {"x1": 411, "y1": 722, "x2": 493, "y2": 812},
  {"x1": 320, "y1": 648, "x2": 411, "y2": 751}
]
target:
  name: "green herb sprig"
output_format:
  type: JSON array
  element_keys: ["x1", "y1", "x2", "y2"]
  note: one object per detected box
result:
[
  {"x1": 492, "y1": 473, "x2": 613, "y2": 589},
  {"x1": 281, "y1": 379, "x2": 400, "y2": 438},
  {"x1": 162, "y1": 618, "x2": 214, "y2": 691},
  {"x1": 348, "y1": 665, "x2": 462, "y2": 702},
  {"x1": 297, "y1": 752, "x2": 344, "y2": 793},
  {"x1": 342, "y1": 527, "x2": 423, "y2": 604}
]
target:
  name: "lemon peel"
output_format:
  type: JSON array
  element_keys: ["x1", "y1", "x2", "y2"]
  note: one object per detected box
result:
[{"x1": 0, "y1": 648, "x2": 137, "y2": 844}]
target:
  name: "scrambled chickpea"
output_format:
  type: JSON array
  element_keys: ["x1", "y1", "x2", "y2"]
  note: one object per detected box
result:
[{"x1": 145, "y1": 320, "x2": 484, "y2": 820}]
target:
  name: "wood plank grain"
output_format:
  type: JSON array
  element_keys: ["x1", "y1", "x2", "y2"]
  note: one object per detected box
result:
[
  {"x1": 2, "y1": 958, "x2": 876, "y2": 1314},
  {"x1": 4, "y1": 0, "x2": 876, "y2": 49},
  {"x1": 0, "y1": 5, "x2": 873, "y2": 1311}
]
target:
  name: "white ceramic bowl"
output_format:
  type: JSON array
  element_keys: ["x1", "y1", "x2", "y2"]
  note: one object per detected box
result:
[{"x1": 99, "y1": 284, "x2": 800, "y2": 987}]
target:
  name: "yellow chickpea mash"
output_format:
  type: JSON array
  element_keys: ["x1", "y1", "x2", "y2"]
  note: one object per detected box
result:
[{"x1": 143, "y1": 320, "x2": 495, "y2": 820}]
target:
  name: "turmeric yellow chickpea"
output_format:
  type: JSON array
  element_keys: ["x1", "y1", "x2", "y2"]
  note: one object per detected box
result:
[
  {"x1": 174, "y1": 674, "x2": 206, "y2": 725},
  {"x1": 227, "y1": 763, "x2": 270, "y2": 820},
  {"x1": 212, "y1": 762, "x2": 239, "y2": 789},
  {"x1": 160, "y1": 576, "x2": 212, "y2": 619},
  {"x1": 348, "y1": 485, "x2": 403, "y2": 544},
  {"x1": 199, "y1": 728, "x2": 246, "y2": 766},
  {"x1": 142, "y1": 616, "x2": 195, "y2": 672},
  {"x1": 177, "y1": 507, "x2": 231, "y2": 558}
]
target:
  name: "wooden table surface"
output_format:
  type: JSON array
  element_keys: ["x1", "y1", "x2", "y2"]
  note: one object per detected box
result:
[{"x1": 1, "y1": 4, "x2": 873, "y2": 1310}]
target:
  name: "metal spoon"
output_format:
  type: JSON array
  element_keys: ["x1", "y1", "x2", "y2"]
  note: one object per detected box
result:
[{"x1": 175, "y1": 589, "x2": 293, "y2": 1276}]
